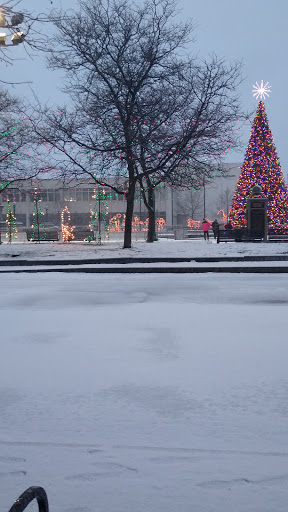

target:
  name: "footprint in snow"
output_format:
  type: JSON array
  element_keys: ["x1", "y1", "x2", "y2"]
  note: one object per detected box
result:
[{"x1": 0, "y1": 471, "x2": 26, "y2": 478}]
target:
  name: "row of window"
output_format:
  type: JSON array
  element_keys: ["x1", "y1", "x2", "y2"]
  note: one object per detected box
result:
[
  {"x1": 0, "y1": 188, "x2": 125, "y2": 203},
  {"x1": 1, "y1": 187, "x2": 167, "y2": 203}
]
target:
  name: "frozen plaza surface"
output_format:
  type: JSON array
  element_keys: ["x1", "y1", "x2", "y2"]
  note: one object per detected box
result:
[{"x1": 1, "y1": 271, "x2": 288, "y2": 512}]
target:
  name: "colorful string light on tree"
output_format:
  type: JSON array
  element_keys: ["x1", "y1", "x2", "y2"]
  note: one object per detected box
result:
[
  {"x1": 229, "y1": 100, "x2": 288, "y2": 233},
  {"x1": 90, "y1": 187, "x2": 109, "y2": 243},
  {"x1": 6, "y1": 200, "x2": 17, "y2": 243}
]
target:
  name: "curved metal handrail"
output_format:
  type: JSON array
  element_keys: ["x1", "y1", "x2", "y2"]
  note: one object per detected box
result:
[{"x1": 8, "y1": 487, "x2": 49, "y2": 512}]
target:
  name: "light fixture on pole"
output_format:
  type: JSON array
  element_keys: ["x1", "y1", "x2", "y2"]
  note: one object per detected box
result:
[{"x1": 0, "y1": 6, "x2": 25, "y2": 47}]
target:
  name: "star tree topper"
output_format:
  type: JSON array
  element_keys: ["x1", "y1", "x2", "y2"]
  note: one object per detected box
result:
[{"x1": 252, "y1": 80, "x2": 271, "y2": 100}]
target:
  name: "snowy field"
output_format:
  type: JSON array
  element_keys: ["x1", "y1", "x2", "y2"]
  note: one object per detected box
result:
[
  {"x1": 1, "y1": 238, "x2": 288, "y2": 261},
  {"x1": 1, "y1": 272, "x2": 288, "y2": 512}
]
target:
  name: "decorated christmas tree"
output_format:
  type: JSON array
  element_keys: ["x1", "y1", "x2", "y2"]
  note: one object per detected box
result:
[
  {"x1": 31, "y1": 191, "x2": 46, "y2": 241},
  {"x1": 6, "y1": 200, "x2": 17, "y2": 243},
  {"x1": 230, "y1": 89, "x2": 288, "y2": 232},
  {"x1": 90, "y1": 187, "x2": 109, "y2": 243}
]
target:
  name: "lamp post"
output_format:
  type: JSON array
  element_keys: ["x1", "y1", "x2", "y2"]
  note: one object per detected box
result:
[
  {"x1": 0, "y1": 7, "x2": 25, "y2": 47},
  {"x1": 0, "y1": 203, "x2": 3, "y2": 244},
  {"x1": 203, "y1": 177, "x2": 206, "y2": 219},
  {"x1": 139, "y1": 188, "x2": 142, "y2": 230},
  {"x1": 35, "y1": 195, "x2": 40, "y2": 242},
  {"x1": 171, "y1": 187, "x2": 174, "y2": 229}
]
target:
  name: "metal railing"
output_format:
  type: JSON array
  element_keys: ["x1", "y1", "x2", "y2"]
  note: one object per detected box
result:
[{"x1": 8, "y1": 487, "x2": 49, "y2": 512}]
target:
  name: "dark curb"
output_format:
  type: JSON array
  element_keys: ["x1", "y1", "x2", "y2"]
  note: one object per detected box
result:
[
  {"x1": 1, "y1": 266, "x2": 288, "y2": 274},
  {"x1": 1, "y1": 255, "x2": 288, "y2": 266}
]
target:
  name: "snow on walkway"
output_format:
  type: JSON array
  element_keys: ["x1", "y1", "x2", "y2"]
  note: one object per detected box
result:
[
  {"x1": 1, "y1": 272, "x2": 288, "y2": 512},
  {"x1": 1, "y1": 238, "x2": 288, "y2": 261}
]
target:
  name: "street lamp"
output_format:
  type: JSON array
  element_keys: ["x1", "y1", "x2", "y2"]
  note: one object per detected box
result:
[
  {"x1": 203, "y1": 178, "x2": 206, "y2": 218},
  {"x1": 0, "y1": 7, "x2": 25, "y2": 47}
]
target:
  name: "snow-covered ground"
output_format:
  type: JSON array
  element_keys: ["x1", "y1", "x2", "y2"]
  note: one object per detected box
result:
[
  {"x1": 1, "y1": 238, "x2": 288, "y2": 261},
  {"x1": 2, "y1": 272, "x2": 288, "y2": 512}
]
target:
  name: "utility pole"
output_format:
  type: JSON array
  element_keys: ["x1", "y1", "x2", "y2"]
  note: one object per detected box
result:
[
  {"x1": 139, "y1": 188, "x2": 142, "y2": 230},
  {"x1": 35, "y1": 194, "x2": 40, "y2": 242},
  {"x1": 0, "y1": 204, "x2": 3, "y2": 244}
]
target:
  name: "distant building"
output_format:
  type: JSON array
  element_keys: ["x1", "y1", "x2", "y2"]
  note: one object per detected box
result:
[{"x1": 0, "y1": 164, "x2": 242, "y2": 229}]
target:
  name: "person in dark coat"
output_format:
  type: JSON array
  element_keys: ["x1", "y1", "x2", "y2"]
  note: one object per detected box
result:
[
  {"x1": 224, "y1": 220, "x2": 233, "y2": 232},
  {"x1": 211, "y1": 219, "x2": 219, "y2": 240}
]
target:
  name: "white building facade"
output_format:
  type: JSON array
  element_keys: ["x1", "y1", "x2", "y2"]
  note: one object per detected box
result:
[{"x1": 0, "y1": 164, "x2": 242, "y2": 230}]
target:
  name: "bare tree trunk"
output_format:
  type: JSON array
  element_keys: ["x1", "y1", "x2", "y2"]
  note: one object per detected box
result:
[
  {"x1": 147, "y1": 184, "x2": 157, "y2": 243},
  {"x1": 123, "y1": 181, "x2": 136, "y2": 248}
]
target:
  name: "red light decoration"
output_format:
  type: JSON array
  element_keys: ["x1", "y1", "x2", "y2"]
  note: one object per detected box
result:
[{"x1": 229, "y1": 101, "x2": 288, "y2": 232}]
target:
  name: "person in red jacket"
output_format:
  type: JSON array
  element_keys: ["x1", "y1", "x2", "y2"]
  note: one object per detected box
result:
[{"x1": 202, "y1": 218, "x2": 211, "y2": 241}]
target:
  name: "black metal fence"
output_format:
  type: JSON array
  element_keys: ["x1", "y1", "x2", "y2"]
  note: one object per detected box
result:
[{"x1": 217, "y1": 228, "x2": 288, "y2": 243}]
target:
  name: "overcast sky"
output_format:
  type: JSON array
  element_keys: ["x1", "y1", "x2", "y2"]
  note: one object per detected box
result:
[{"x1": 3, "y1": 0, "x2": 288, "y2": 176}]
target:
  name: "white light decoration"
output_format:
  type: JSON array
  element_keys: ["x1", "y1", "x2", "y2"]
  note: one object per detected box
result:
[
  {"x1": 252, "y1": 80, "x2": 271, "y2": 101},
  {"x1": 61, "y1": 206, "x2": 75, "y2": 242}
]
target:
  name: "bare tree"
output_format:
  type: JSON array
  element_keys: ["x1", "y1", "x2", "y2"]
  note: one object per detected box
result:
[
  {"x1": 177, "y1": 189, "x2": 202, "y2": 222},
  {"x1": 30, "y1": 0, "x2": 246, "y2": 248},
  {"x1": 139, "y1": 162, "x2": 218, "y2": 242},
  {"x1": 0, "y1": 88, "x2": 48, "y2": 196},
  {"x1": 215, "y1": 186, "x2": 234, "y2": 222}
]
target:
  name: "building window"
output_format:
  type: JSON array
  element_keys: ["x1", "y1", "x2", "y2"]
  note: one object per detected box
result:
[
  {"x1": 88, "y1": 188, "x2": 94, "y2": 200},
  {"x1": 82, "y1": 189, "x2": 88, "y2": 201},
  {"x1": 63, "y1": 188, "x2": 76, "y2": 202},
  {"x1": 47, "y1": 189, "x2": 55, "y2": 202},
  {"x1": 55, "y1": 190, "x2": 61, "y2": 202},
  {"x1": 76, "y1": 188, "x2": 82, "y2": 201},
  {"x1": 37, "y1": 191, "x2": 46, "y2": 202},
  {"x1": 29, "y1": 190, "x2": 45, "y2": 201},
  {"x1": 9, "y1": 189, "x2": 20, "y2": 202}
]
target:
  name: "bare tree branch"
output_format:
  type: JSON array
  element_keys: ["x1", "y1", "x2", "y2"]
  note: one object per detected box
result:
[
  {"x1": 31, "y1": 0, "x2": 246, "y2": 247},
  {"x1": 0, "y1": 0, "x2": 51, "y2": 68},
  {"x1": 0, "y1": 88, "x2": 50, "y2": 195}
]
